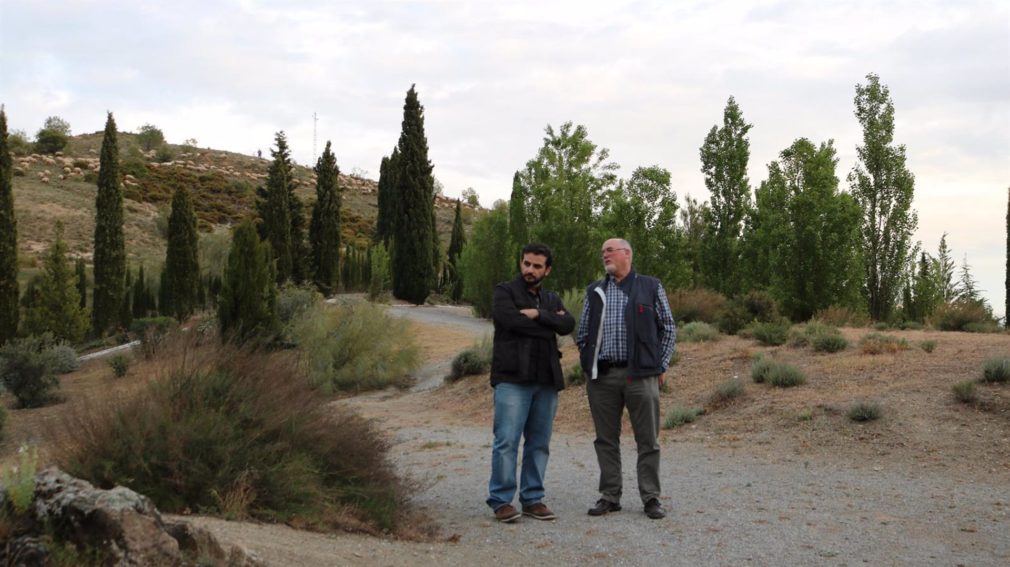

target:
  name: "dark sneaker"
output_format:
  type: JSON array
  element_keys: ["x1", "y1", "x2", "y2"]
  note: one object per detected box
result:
[
  {"x1": 587, "y1": 499, "x2": 622, "y2": 516},
  {"x1": 522, "y1": 502, "x2": 557, "y2": 521},
  {"x1": 644, "y1": 498, "x2": 666, "y2": 520},
  {"x1": 494, "y1": 504, "x2": 521, "y2": 523}
]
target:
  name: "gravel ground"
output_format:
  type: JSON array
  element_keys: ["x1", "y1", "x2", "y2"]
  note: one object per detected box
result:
[{"x1": 178, "y1": 306, "x2": 1009, "y2": 566}]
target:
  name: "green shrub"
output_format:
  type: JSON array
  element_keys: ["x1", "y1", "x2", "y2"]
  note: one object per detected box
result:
[
  {"x1": 790, "y1": 321, "x2": 843, "y2": 350},
  {"x1": 0, "y1": 336, "x2": 61, "y2": 408},
  {"x1": 751, "y1": 319, "x2": 790, "y2": 346},
  {"x1": 60, "y1": 342, "x2": 411, "y2": 533},
  {"x1": 797, "y1": 408, "x2": 814, "y2": 421},
  {"x1": 108, "y1": 355, "x2": 130, "y2": 378},
  {"x1": 709, "y1": 378, "x2": 744, "y2": 404},
  {"x1": 952, "y1": 381, "x2": 977, "y2": 403},
  {"x1": 919, "y1": 340, "x2": 937, "y2": 353},
  {"x1": 662, "y1": 405, "x2": 703, "y2": 429},
  {"x1": 982, "y1": 357, "x2": 1010, "y2": 384},
  {"x1": 46, "y1": 342, "x2": 79, "y2": 374},
  {"x1": 565, "y1": 364, "x2": 585, "y2": 386},
  {"x1": 812, "y1": 333, "x2": 848, "y2": 353},
  {"x1": 130, "y1": 317, "x2": 178, "y2": 359},
  {"x1": 1, "y1": 446, "x2": 38, "y2": 513},
  {"x1": 293, "y1": 303, "x2": 419, "y2": 392},
  {"x1": 668, "y1": 351, "x2": 680, "y2": 367},
  {"x1": 680, "y1": 321, "x2": 721, "y2": 343},
  {"x1": 751, "y1": 356, "x2": 775, "y2": 383},
  {"x1": 847, "y1": 401, "x2": 882, "y2": 422},
  {"x1": 931, "y1": 301, "x2": 996, "y2": 332},
  {"x1": 559, "y1": 287, "x2": 585, "y2": 337},
  {"x1": 964, "y1": 321, "x2": 1000, "y2": 334},
  {"x1": 813, "y1": 305, "x2": 869, "y2": 327},
  {"x1": 276, "y1": 285, "x2": 321, "y2": 334},
  {"x1": 446, "y1": 335, "x2": 492, "y2": 383},
  {"x1": 872, "y1": 322, "x2": 889, "y2": 331},
  {"x1": 716, "y1": 290, "x2": 780, "y2": 335},
  {"x1": 859, "y1": 332, "x2": 909, "y2": 355},
  {"x1": 898, "y1": 321, "x2": 924, "y2": 330},
  {"x1": 766, "y1": 363, "x2": 806, "y2": 387},
  {"x1": 667, "y1": 288, "x2": 726, "y2": 324}
]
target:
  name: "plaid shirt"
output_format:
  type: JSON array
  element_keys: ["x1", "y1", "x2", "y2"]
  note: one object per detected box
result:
[{"x1": 576, "y1": 274, "x2": 677, "y2": 372}]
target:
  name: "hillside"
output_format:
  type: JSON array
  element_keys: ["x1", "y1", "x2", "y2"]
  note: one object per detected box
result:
[{"x1": 9, "y1": 132, "x2": 475, "y2": 278}]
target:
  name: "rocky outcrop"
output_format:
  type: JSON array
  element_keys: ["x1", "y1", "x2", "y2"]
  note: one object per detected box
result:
[{"x1": 0, "y1": 467, "x2": 264, "y2": 567}]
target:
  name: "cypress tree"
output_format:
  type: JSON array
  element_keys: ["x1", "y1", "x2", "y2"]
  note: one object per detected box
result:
[
  {"x1": 309, "y1": 141, "x2": 341, "y2": 295},
  {"x1": 132, "y1": 264, "x2": 146, "y2": 318},
  {"x1": 258, "y1": 132, "x2": 293, "y2": 284},
  {"x1": 119, "y1": 266, "x2": 133, "y2": 329},
  {"x1": 218, "y1": 219, "x2": 276, "y2": 342},
  {"x1": 444, "y1": 199, "x2": 465, "y2": 301},
  {"x1": 158, "y1": 266, "x2": 171, "y2": 317},
  {"x1": 375, "y1": 149, "x2": 400, "y2": 244},
  {"x1": 0, "y1": 108, "x2": 18, "y2": 342},
  {"x1": 164, "y1": 186, "x2": 200, "y2": 320},
  {"x1": 75, "y1": 258, "x2": 87, "y2": 309},
  {"x1": 391, "y1": 85, "x2": 436, "y2": 304},
  {"x1": 508, "y1": 171, "x2": 528, "y2": 248},
  {"x1": 91, "y1": 112, "x2": 126, "y2": 334},
  {"x1": 23, "y1": 222, "x2": 88, "y2": 342}
]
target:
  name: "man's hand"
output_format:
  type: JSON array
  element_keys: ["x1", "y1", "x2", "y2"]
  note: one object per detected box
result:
[
  {"x1": 658, "y1": 373, "x2": 666, "y2": 387},
  {"x1": 519, "y1": 308, "x2": 540, "y2": 320}
]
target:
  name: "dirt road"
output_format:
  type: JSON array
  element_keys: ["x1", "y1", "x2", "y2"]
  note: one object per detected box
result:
[{"x1": 181, "y1": 305, "x2": 1009, "y2": 566}]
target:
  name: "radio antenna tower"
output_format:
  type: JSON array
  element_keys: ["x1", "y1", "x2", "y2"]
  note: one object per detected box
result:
[{"x1": 312, "y1": 112, "x2": 318, "y2": 164}]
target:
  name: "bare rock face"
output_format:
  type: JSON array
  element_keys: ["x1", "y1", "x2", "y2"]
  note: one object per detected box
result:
[{"x1": 13, "y1": 467, "x2": 265, "y2": 567}]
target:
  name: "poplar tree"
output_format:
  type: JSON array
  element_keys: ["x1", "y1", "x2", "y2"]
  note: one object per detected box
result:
[
  {"x1": 391, "y1": 85, "x2": 436, "y2": 304},
  {"x1": 508, "y1": 171, "x2": 529, "y2": 248},
  {"x1": 91, "y1": 112, "x2": 126, "y2": 335},
  {"x1": 23, "y1": 222, "x2": 88, "y2": 342},
  {"x1": 848, "y1": 73, "x2": 917, "y2": 321},
  {"x1": 164, "y1": 186, "x2": 200, "y2": 320},
  {"x1": 309, "y1": 141, "x2": 341, "y2": 295},
  {"x1": 218, "y1": 219, "x2": 276, "y2": 342},
  {"x1": 699, "y1": 96, "x2": 752, "y2": 296},
  {"x1": 0, "y1": 108, "x2": 17, "y2": 342},
  {"x1": 258, "y1": 132, "x2": 293, "y2": 284}
]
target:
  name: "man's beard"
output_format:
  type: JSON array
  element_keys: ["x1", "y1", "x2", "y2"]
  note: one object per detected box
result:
[
  {"x1": 604, "y1": 262, "x2": 617, "y2": 275},
  {"x1": 523, "y1": 273, "x2": 544, "y2": 287}
]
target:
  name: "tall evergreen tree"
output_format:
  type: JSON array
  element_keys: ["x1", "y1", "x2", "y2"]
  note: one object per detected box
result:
[
  {"x1": 74, "y1": 258, "x2": 87, "y2": 309},
  {"x1": 935, "y1": 233, "x2": 957, "y2": 302},
  {"x1": 0, "y1": 108, "x2": 18, "y2": 343},
  {"x1": 132, "y1": 264, "x2": 148, "y2": 318},
  {"x1": 508, "y1": 171, "x2": 529, "y2": 248},
  {"x1": 218, "y1": 219, "x2": 277, "y2": 342},
  {"x1": 442, "y1": 199, "x2": 466, "y2": 301},
  {"x1": 391, "y1": 85, "x2": 436, "y2": 304},
  {"x1": 309, "y1": 141, "x2": 341, "y2": 295},
  {"x1": 91, "y1": 112, "x2": 126, "y2": 334},
  {"x1": 257, "y1": 132, "x2": 293, "y2": 284},
  {"x1": 164, "y1": 186, "x2": 200, "y2": 320},
  {"x1": 908, "y1": 252, "x2": 940, "y2": 322},
  {"x1": 23, "y1": 222, "x2": 88, "y2": 342},
  {"x1": 699, "y1": 96, "x2": 752, "y2": 296},
  {"x1": 374, "y1": 149, "x2": 400, "y2": 245},
  {"x1": 119, "y1": 266, "x2": 133, "y2": 329},
  {"x1": 848, "y1": 73, "x2": 917, "y2": 321}
]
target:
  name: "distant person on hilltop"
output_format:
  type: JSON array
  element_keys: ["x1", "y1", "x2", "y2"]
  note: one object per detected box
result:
[
  {"x1": 576, "y1": 237, "x2": 677, "y2": 520},
  {"x1": 486, "y1": 243, "x2": 575, "y2": 523}
]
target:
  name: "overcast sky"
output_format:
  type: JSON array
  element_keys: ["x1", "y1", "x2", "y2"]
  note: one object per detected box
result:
[{"x1": 2, "y1": 0, "x2": 1008, "y2": 316}]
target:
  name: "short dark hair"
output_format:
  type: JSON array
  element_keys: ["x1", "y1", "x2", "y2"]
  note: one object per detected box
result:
[{"x1": 521, "y1": 242, "x2": 553, "y2": 267}]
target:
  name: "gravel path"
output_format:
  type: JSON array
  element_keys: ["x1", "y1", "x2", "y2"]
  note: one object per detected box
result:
[{"x1": 179, "y1": 306, "x2": 1009, "y2": 566}]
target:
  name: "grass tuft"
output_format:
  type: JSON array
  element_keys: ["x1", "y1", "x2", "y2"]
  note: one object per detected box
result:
[
  {"x1": 751, "y1": 355, "x2": 775, "y2": 383},
  {"x1": 663, "y1": 405, "x2": 703, "y2": 429},
  {"x1": 847, "y1": 401, "x2": 883, "y2": 422},
  {"x1": 750, "y1": 319, "x2": 790, "y2": 346},
  {"x1": 766, "y1": 363, "x2": 807, "y2": 387},
  {"x1": 919, "y1": 340, "x2": 937, "y2": 353},
  {"x1": 708, "y1": 378, "x2": 745, "y2": 405},
  {"x1": 859, "y1": 332, "x2": 909, "y2": 355},
  {"x1": 446, "y1": 334, "x2": 492, "y2": 383},
  {"x1": 981, "y1": 357, "x2": 1010, "y2": 383},
  {"x1": 679, "y1": 321, "x2": 721, "y2": 343},
  {"x1": 951, "y1": 381, "x2": 977, "y2": 404}
]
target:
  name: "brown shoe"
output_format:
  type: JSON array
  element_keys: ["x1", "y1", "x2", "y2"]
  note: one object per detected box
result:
[
  {"x1": 522, "y1": 502, "x2": 557, "y2": 521},
  {"x1": 494, "y1": 504, "x2": 521, "y2": 523}
]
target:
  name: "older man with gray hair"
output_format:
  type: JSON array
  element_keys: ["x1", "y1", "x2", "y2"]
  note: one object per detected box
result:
[{"x1": 575, "y1": 237, "x2": 677, "y2": 520}]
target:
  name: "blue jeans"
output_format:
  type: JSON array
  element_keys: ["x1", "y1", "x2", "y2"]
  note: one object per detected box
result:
[{"x1": 486, "y1": 382, "x2": 558, "y2": 510}]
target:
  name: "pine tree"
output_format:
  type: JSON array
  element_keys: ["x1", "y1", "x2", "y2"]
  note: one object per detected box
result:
[
  {"x1": 257, "y1": 132, "x2": 293, "y2": 284},
  {"x1": 391, "y1": 85, "x2": 436, "y2": 304},
  {"x1": 700, "y1": 96, "x2": 752, "y2": 296},
  {"x1": 164, "y1": 186, "x2": 200, "y2": 320},
  {"x1": 848, "y1": 73, "x2": 917, "y2": 321},
  {"x1": 0, "y1": 107, "x2": 18, "y2": 342},
  {"x1": 508, "y1": 171, "x2": 529, "y2": 248},
  {"x1": 218, "y1": 219, "x2": 277, "y2": 342},
  {"x1": 74, "y1": 258, "x2": 87, "y2": 309},
  {"x1": 91, "y1": 112, "x2": 126, "y2": 335},
  {"x1": 442, "y1": 199, "x2": 466, "y2": 301},
  {"x1": 23, "y1": 222, "x2": 88, "y2": 342},
  {"x1": 375, "y1": 149, "x2": 400, "y2": 245},
  {"x1": 309, "y1": 141, "x2": 341, "y2": 295},
  {"x1": 935, "y1": 233, "x2": 957, "y2": 302}
]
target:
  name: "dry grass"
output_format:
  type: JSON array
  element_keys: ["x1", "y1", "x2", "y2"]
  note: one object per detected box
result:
[{"x1": 427, "y1": 327, "x2": 1010, "y2": 482}]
